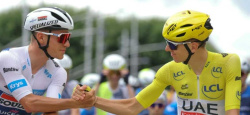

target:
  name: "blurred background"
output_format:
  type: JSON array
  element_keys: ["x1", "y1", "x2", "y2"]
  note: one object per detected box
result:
[{"x1": 0, "y1": 0, "x2": 249, "y2": 81}]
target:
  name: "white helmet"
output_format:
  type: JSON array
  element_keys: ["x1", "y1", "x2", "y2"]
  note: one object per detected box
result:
[
  {"x1": 129, "y1": 75, "x2": 140, "y2": 87},
  {"x1": 118, "y1": 75, "x2": 140, "y2": 87},
  {"x1": 103, "y1": 54, "x2": 126, "y2": 70},
  {"x1": 24, "y1": 7, "x2": 74, "y2": 31},
  {"x1": 241, "y1": 57, "x2": 250, "y2": 73},
  {"x1": 80, "y1": 73, "x2": 101, "y2": 88},
  {"x1": 138, "y1": 68, "x2": 156, "y2": 87},
  {"x1": 54, "y1": 54, "x2": 72, "y2": 69}
]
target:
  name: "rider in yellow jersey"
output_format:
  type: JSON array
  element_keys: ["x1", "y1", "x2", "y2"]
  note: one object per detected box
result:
[{"x1": 73, "y1": 10, "x2": 241, "y2": 115}]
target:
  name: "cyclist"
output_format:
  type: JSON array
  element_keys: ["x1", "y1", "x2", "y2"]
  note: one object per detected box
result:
[
  {"x1": 0, "y1": 7, "x2": 94, "y2": 115},
  {"x1": 96, "y1": 54, "x2": 135, "y2": 115},
  {"x1": 136, "y1": 68, "x2": 156, "y2": 115},
  {"x1": 80, "y1": 73, "x2": 100, "y2": 115},
  {"x1": 74, "y1": 10, "x2": 241, "y2": 115},
  {"x1": 148, "y1": 91, "x2": 167, "y2": 115},
  {"x1": 136, "y1": 68, "x2": 156, "y2": 95},
  {"x1": 239, "y1": 56, "x2": 250, "y2": 114}
]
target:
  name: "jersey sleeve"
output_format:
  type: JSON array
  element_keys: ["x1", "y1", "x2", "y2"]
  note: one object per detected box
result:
[
  {"x1": 45, "y1": 68, "x2": 67, "y2": 99},
  {"x1": 225, "y1": 54, "x2": 241, "y2": 111},
  {"x1": 136, "y1": 63, "x2": 171, "y2": 108},
  {"x1": 0, "y1": 51, "x2": 32, "y2": 101}
]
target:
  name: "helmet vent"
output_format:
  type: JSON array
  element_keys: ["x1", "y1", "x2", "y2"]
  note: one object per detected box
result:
[
  {"x1": 49, "y1": 7, "x2": 73, "y2": 25},
  {"x1": 176, "y1": 32, "x2": 186, "y2": 37},
  {"x1": 51, "y1": 25, "x2": 62, "y2": 28},
  {"x1": 180, "y1": 24, "x2": 193, "y2": 28},
  {"x1": 51, "y1": 12, "x2": 66, "y2": 23}
]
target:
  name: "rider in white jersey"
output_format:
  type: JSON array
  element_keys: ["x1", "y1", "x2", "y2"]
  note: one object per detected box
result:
[
  {"x1": 0, "y1": 46, "x2": 66, "y2": 115},
  {"x1": 0, "y1": 7, "x2": 95, "y2": 115}
]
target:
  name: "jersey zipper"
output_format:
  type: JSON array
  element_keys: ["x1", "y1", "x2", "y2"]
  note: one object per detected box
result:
[{"x1": 197, "y1": 75, "x2": 200, "y2": 100}]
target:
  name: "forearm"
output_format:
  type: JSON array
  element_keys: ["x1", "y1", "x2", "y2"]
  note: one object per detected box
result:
[
  {"x1": 94, "y1": 97, "x2": 143, "y2": 115},
  {"x1": 226, "y1": 109, "x2": 239, "y2": 115},
  {"x1": 20, "y1": 94, "x2": 80, "y2": 113},
  {"x1": 43, "y1": 111, "x2": 58, "y2": 115}
]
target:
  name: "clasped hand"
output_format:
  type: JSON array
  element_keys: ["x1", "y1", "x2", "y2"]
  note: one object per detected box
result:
[{"x1": 72, "y1": 85, "x2": 97, "y2": 108}]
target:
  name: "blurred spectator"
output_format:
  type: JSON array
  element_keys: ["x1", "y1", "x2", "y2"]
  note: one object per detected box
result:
[
  {"x1": 136, "y1": 68, "x2": 156, "y2": 115},
  {"x1": 54, "y1": 54, "x2": 80, "y2": 115},
  {"x1": 240, "y1": 56, "x2": 250, "y2": 115},
  {"x1": 96, "y1": 54, "x2": 135, "y2": 115},
  {"x1": 80, "y1": 73, "x2": 101, "y2": 115},
  {"x1": 148, "y1": 91, "x2": 167, "y2": 115},
  {"x1": 164, "y1": 86, "x2": 177, "y2": 115}
]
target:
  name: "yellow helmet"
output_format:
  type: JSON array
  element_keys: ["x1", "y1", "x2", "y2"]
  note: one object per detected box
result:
[{"x1": 162, "y1": 10, "x2": 213, "y2": 42}]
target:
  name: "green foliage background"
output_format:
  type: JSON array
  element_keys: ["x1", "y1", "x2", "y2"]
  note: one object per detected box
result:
[{"x1": 0, "y1": 5, "x2": 218, "y2": 78}]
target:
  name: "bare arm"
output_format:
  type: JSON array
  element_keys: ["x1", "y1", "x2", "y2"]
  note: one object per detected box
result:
[
  {"x1": 226, "y1": 109, "x2": 239, "y2": 115},
  {"x1": 94, "y1": 97, "x2": 144, "y2": 115},
  {"x1": 20, "y1": 85, "x2": 95, "y2": 113}
]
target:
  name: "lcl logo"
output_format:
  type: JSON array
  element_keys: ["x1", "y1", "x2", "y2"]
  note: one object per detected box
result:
[
  {"x1": 211, "y1": 67, "x2": 222, "y2": 78},
  {"x1": 202, "y1": 84, "x2": 223, "y2": 99},
  {"x1": 173, "y1": 71, "x2": 185, "y2": 81}
]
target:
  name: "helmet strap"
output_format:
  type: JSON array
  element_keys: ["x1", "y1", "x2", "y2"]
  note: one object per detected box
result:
[
  {"x1": 31, "y1": 30, "x2": 54, "y2": 59},
  {"x1": 198, "y1": 37, "x2": 209, "y2": 48},
  {"x1": 183, "y1": 44, "x2": 194, "y2": 64}
]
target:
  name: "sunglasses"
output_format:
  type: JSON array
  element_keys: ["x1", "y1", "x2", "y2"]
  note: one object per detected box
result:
[
  {"x1": 150, "y1": 103, "x2": 164, "y2": 108},
  {"x1": 109, "y1": 70, "x2": 121, "y2": 76},
  {"x1": 36, "y1": 31, "x2": 71, "y2": 44},
  {"x1": 165, "y1": 39, "x2": 192, "y2": 50}
]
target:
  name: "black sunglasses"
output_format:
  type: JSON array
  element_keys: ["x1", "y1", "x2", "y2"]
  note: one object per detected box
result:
[
  {"x1": 150, "y1": 103, "x2": 164, "y2": 108},
  {"x1": 165, "y1": 39, "x2": 191, "y2": 50}
]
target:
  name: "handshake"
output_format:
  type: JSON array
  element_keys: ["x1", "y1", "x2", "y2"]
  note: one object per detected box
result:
[{"x1": 71, "y1": 84, "x2": 97, "y2": 108}]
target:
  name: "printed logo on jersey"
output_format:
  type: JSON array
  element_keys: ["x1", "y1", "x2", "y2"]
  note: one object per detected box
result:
[
  {"x1": 181, "y1": 84, "x2": 188, "y2": 90},
  {"x1": 181, "y1": 111, "x2": 205, "y2": 115},
  {"x1": 38, "y1": 16, "x2": 47, "y2": 21},
  {"x1": 211, "y1": 67, "x2": 222, "y2": 78},
  {"x1": 181, "y1": 100, "x2": 218, "y2": 115},
  {"x1": 7, "y1": 79, "x2": 28, "y2": 93},
  {"x1": 235, "y1": 76, "x2": 241, "y2": 81},
  {"x1": 178, "y1": 92, "x2": 192, "y2": 96},
  {"x1": 58, "y1": 93, "x2": 61, "y2": 99},
  {"x1": 27, "y1": 58, "x2": 30, "y2": 66},
  {"x1": 0, "y1": 90, "x2": 24, "y2": 110},
  {"x1": 33, "y1": 89, "x2": 46, "y2": 96},
  {"x1": 202, "y1": 84, "x2": 223, "y2": 99},
  {"x1": 0, "y1": 109, "x2": 21, "y2": 115},
  {"x1": 22, "y1": 65, "x2": 26, "y2": 71},
  {"x1": 3, "y1": 67, "x2": 19, "y2": 73},
  {"x1": 204, "y1": 61, "x2": 210, "y2": 68},
  {"x1": 44, "y1": 69, "x2": 52, "y2": 78},
  {"x1": 236, "y1": 91, "x2": 241, "y2": 100},
  {"x1": 167, "y1": 23, "x2": 176, "y2": 35},
  {"x1": 30, "y1": 20, "x2": 58, "y2": 31},
  {"x1": 220, "y1": 53, "x2": 228, "y2": 57},
  {"x1": 173, "y1": 71, "x2": 185, "y2": 81}
]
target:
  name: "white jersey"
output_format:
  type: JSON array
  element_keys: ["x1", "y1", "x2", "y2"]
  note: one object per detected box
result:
[{"x1": 0, "y1": 46, "x2": 67, "y2": 115}]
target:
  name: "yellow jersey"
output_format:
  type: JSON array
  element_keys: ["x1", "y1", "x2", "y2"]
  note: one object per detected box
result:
[{"x1": 136, "y1": 51, "x2": 241, "y2": 115}]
